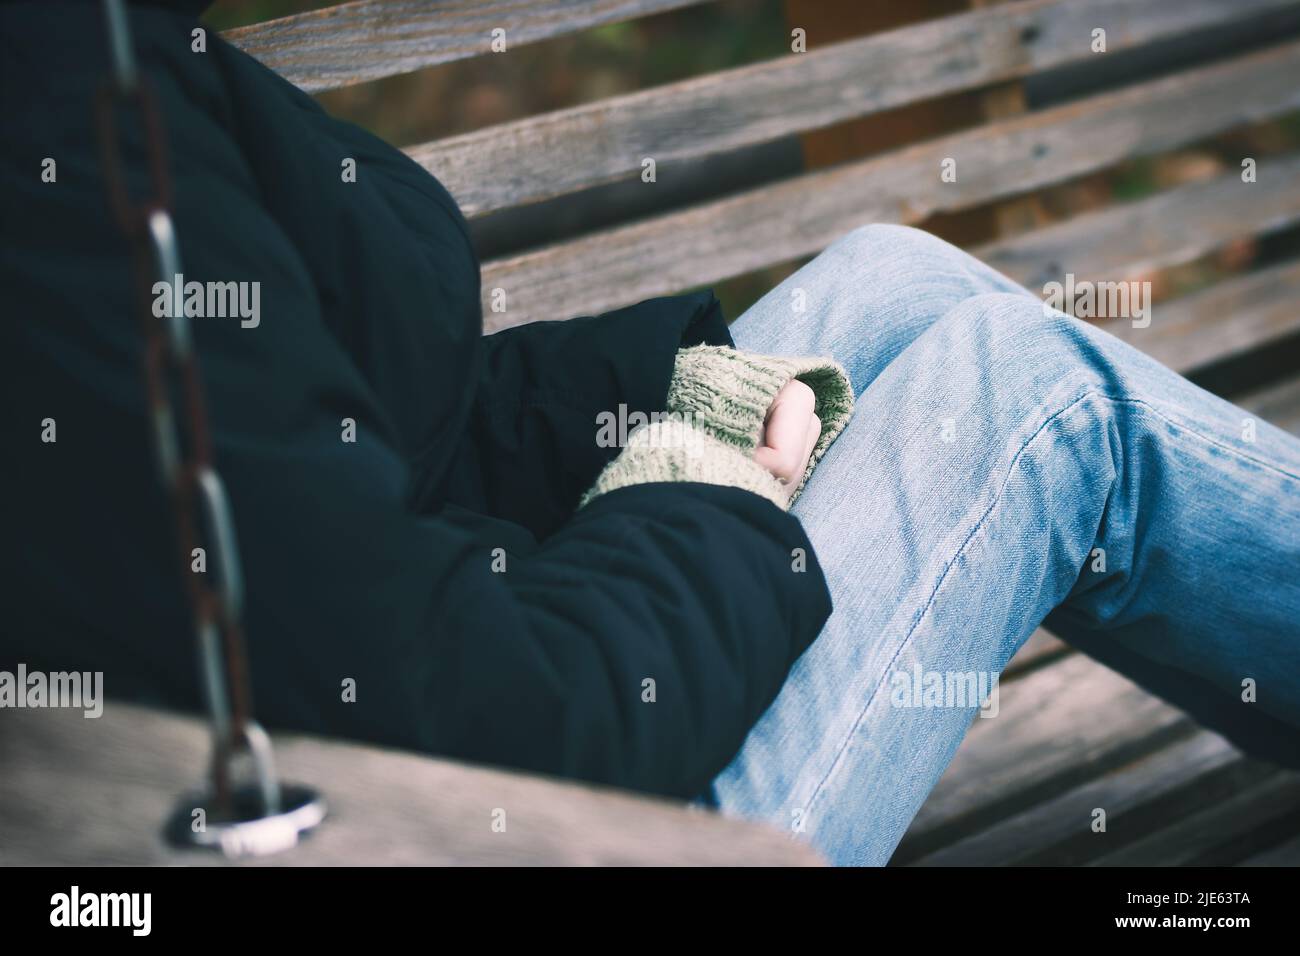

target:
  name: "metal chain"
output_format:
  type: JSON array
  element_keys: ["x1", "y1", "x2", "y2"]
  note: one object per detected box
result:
[{"x1": 95, "y1": 0, "x2": 280, "y2": 816}]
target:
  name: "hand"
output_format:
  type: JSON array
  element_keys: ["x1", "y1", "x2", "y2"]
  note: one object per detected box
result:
[{"x1": 754, "y1": 379, "x2": 820, "y2": 495}]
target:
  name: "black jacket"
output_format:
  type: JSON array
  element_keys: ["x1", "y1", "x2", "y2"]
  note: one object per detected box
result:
[{"x1": 0, "y1": 1, "x2": 831, "y2": 798}]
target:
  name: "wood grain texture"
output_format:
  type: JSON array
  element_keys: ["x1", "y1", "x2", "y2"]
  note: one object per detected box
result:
[
  {"x1": 1237, "y1": 375, "x2": 1300, "y2": 436},
  {"x1": 965, "y1": 0, "x2": 1049, "y2": 237},
  {"x1": 1099, "y1": 258, "x2": 1300, "y2": 374},
  {"x1": 891, "y1": 653, "x2": 1194, "y2": 863},
  {"x1": 223, "y1": 0, "x2": 705, "y2": 93},
  {"x1": 909, "y1": 731, "x2": 1258, "y2": 866},
  {"x1": 407, "y1": 0, "x2": 1300, "y2": 216},
  {"x1": 1240, "y1": 831, "x2": 1300, "y2": 865},
  {"x1": 973, "y1": 154, "x2": 1300, "y2": 290},
  {"x1": 1088, "y1": 771, "x2": 1300, "y2": 866},
  {"x1": 0, "y1": 702, "x2": 821, "y2": 866},
  {"x1": 477, "y1": 41, "x2": 1300, "y2": 329},
  {"x1": 1001, "y1": 628, "x2": 1069, "y2": 678}
]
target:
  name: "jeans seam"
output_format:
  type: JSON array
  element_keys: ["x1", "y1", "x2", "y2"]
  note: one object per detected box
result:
[
  {"x1": 800, "y1": 386, "x2": 1104, "y2": 822},
  {"x1": 1106, "y1": 397, "x2": 1300, "y2": 485}
]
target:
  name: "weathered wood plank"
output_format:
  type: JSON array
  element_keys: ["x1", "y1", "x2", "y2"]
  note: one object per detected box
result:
[
  {"x1": 223, "y1": 0, "x2": 706, "y2": 93},
  {"x1": 891, "y1": 653, "x2": 1194, "y2": 864},
  {"x1": 1240, "y1": 831, "x2": 1300, "y2": 865},
  {"x1": 973, "y1": 154, "x2": 1300, "y2": 291},
  {"x1": 965, "y1": 0, "x2": 1050, "y2": 238},
  {"x1": 479, "y1": 41, "x2": 1300, "y2": 329},
  {"x1": 409, "y1": 0, "x2": 1300, "y2": 216},
  {"x1": 1237, "y1": 375, "x2": 1300, "y2": 436},
  {"x1": 909, "y1": 730, "x2": 1256, "y2": 866},
  {"x1": 1088, "y1": 771, "x2": 1300, "y2": 866},
  {"x1": 0, "y1": 702, "x2": 820, "y2": 866},
  {"x1": 1002, "y1": 628, "x2": 1069, "y2": 678},
  {"x1": 1099, "y1": 258, "x2": 1300, "y2": 374}
]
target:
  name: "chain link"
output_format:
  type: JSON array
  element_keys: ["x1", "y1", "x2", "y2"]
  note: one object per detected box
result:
[{"x1": 95, "y1": 0, "x2": 279, "y2": 815}]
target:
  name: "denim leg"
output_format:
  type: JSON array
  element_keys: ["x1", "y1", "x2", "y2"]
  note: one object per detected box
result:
[
  {"x1": 720, "y1": 225, "x2": 1300, "y2": 866},
  {"x1": 730, "y1": 223, "x2": 1029, "y2": 394}
]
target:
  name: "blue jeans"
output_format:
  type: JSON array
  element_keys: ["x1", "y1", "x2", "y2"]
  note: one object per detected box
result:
[{"x1": 713, "y1": 224, "x2": 1300, "y2": 866}]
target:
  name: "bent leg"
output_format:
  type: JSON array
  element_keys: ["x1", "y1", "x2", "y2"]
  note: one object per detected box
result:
[
  {"x1": 719, "y1": 231, "x2": 1300, "y2": 865},
  {"x1": 730, "y1": 223, "x2": 1028, "y2": 394}
]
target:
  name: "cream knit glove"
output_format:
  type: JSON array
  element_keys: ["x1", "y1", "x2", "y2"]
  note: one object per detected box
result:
[
  {"x1": 580, "y1": 345, "x2": 854, "y2": 510},
  {"x1": 579, "y1": 419, "x2": 790, "y2": 510},
  {"x1": 667, "y1": 345, "x2": 854, "y2": 500}
]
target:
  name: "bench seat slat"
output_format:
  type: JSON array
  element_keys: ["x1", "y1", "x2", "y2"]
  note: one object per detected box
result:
[
  {"x1": 910, "y1": 731, "x2": 1256, "y2": 866},
  {"x1": 1241, "y1": 831, "x2": 1300, "y2": 865},
  {"x1": 1089, "y1": 771, "x2": 1300, "y2": 866},
  {"x1": 1001, "y1": 629, "x2": 1069, "y2": 678},
  {"x1": 223, "y1": 0, "x2": 706, "y2": 93},
  {"x1": 408, "y1": 0, "x2": 1300, "y2": 217},
  {"x1": 478, "y1": 41, "x2": 1300, "y2": 329},
  {"x1": 0, "y1": 702, "x2": 819, "y2": 866},
  {"x1": 893, "y1": 653, "x2": 1194, "y2": 863}
]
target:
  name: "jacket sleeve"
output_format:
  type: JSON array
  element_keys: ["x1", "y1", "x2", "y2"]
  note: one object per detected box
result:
[
  {"x1": 427, "y1": 482, "x2": 832, "y2": 797},
  {"x1": 434, "y1": 292, "x2": 736, "y2": 540},
  {"x1": 210, "y1": 58, "x2": 831, "y2": 796},
  {"x1": 211, "y1": 326, "x2": 833, "y2": 799},
  {"x1": 198, "y1": 38, "x2": 832, "y2": 796},
  {"x1": 3, "y1": 20, "x2": 834, "y2": 802}
]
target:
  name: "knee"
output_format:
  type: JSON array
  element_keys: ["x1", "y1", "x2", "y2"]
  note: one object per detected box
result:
[
  {"x1": 829, "y1": 223, "x2": 956, "y2": 264},
  {"x1": 945, "y1": 291, "x2": 1057, "y2": 328},
  {"x1": 940, "y1": 291, "x2": 1069, "y2": 347},
  {"x1": 777, "y1": 224, "x2": 971, "y2": 346},
  {"x1": 930, "y1": 293, "x2": 1098, "y2": 392}
]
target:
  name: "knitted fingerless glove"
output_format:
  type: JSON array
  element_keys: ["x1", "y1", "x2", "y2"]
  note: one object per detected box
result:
[{"x1": 580, "y1": 345, "x2": 854, "y2": 511}]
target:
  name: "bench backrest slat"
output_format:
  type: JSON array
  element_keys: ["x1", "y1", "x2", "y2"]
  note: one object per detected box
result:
[
  {"x1": 1108, "y1": 259, "x2": 1300, "y2": 374},
  {"x1": 220, "y1": 0, "x2": 1300, "y2": 385},
  {"x1": 223, "y1": 0, "x2": 706, "y2": 93},
  {"x1": 477, "y1": 41, "x2": 1300, "y2": 329},
  {"x1": 404, "y1": 0, "x2": 1300, "y2": 218},
  {"x1": 975, "y1": 154, "x2": 1300, "y2": 292}
]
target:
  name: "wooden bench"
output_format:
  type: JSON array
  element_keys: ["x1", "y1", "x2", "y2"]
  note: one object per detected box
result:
[{"x1": 5, "y1": 0, "x2": 1300, "y2": 865}]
